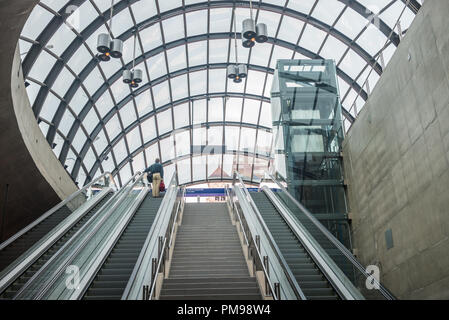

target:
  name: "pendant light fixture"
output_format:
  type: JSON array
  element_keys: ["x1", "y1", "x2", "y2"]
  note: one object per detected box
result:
[
  {"x1": 97, "y1": 0, "x2": 123, "y2": 61},
  {"x1": 123, "y1": 30, "x2": 143, "y2": 88},
  {"x1": 227, "y1": 7, "x2": 247, "y2": 84},
  {"x1": 242, "y1": 0, "x2": 268, "y2": 48}
]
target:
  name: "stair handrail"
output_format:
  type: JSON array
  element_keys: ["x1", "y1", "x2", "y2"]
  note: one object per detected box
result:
[
  {"x1": 234, "y1": 171, "x2": 306, "y2": 300},
  {"x1": 265, "y1": 171, "x2": 396, "y2": 300},
  {"x1": 230, "y1": 187, "x2": 280, "y2": 299},
  {"x1": 225, "y1": 186, "x2": 249, "y2": 247},
  {"x1": 147, "y1": 186, "x2": 186, "y2": 300},
  {"x1": 0, "y1": 172, "x2": 117, "y2": 251},
  {"x1": 168, "y1": 187, "x2": 186, "y2": 250},
  {"x1": 13, "y1": 172, "x2": 144, "y2": 299}
]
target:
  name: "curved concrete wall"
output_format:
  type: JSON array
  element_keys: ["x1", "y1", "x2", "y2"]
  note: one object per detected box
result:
[
  {"x1": 0, "y1": 0, "x2": 77, "y2": 241},
  {"x1": 343, "y1": 0, "x2": 449, "y2": 299}
]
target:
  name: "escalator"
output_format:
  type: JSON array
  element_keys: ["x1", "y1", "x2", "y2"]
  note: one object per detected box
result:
[
  {"x1": 159, "y1": 203, "x2": 261, "y2": 300},
  {"x1": 0, "y1": 206, "x2": 72, "y2": 272},
  {"x1": 0, "y1": 193, "x2": 112, "y2": 299},
  {"x1": 83, "y1": 195, "x2": 163, "y2": 300},
  {"x1": 251, "y1": 192, "x2": 338, "y2": 300}
]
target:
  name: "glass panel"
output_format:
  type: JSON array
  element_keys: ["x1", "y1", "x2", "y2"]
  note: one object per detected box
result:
[
  {"x1": 141, "y1": 117, "x2": 157, "y2": 143},
  {"x1": 145, "y1": 143, "x2": 160, "y2": 165},
  {"x1": 156, "y1": 108, "x2": 173, "y2": 135},
  {"x1": 174, "y1": 102, "x2": 190, "y2": 129},
  {"x1": 105, "y1": 114, "x2": 122, "y2": 140},
  {"x1": 120, "y1": 101, "x2": 138, "y2": 129},
  {"x1": 113, "y1": 138, "x2": 128, "y2": 164},
  {"x1": 177, "y1": 158, "x2": 191, "y2": 185},
  {"x1": 126, "y1": 126, "x2": 142, "y2": 154},
  {"x1": 175, "y1": 129, "x2": 191, "y2": 157}
]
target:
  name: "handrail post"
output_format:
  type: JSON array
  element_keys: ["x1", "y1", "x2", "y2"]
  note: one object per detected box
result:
[
  {"x1": 264, "y1": 171, "x2": 395, "y2": 300},
  {"x1": 234, "y1": 170, "x2": 307, "y2": 300},
  {"x1": 274, "y1": 282, "x2": 280, "y2": 300},
  {"x1": 263, "y1": 256, "x2": 269, "y2": 296}
]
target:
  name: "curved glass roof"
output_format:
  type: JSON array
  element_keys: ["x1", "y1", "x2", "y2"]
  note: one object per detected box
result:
[{"x1": 19, "y1": 0, "x2": 420, "y2": 187}]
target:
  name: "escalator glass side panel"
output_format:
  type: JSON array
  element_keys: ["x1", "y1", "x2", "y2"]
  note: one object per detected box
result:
[
  {"x1": 0, "y1": 173, "x2": 116, "y2": 268},
  {"x1": 0, "y1": 206, "x2": 72, "y2": 273},
  {"x1": 268, "y1": 189, "x2": 390, "y2": 299},
  {"x1": 250, "y1": 192, "x2": 339, "y2": 300},
  {"x1": 13, "y1": 189, "x2": 131, "y2": 300},
  {"x1": 0, "y1": 193, "x2": 113, "y2": 300},
  {"x1": 83, "y1": 194, "x2": 163, "y2": 300},
  {"x1": 38, "y1": 191, "x2": 141, "y2": 300}
]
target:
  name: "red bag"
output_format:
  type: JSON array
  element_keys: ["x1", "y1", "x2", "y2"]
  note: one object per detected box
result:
[{"x1": 159, "y1": 180, "x2": 166, "y2": 192}]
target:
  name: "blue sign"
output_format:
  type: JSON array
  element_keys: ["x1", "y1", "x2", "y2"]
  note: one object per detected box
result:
[{"x1": 185, "y1": 188, "x2": 260, "y2": 197}]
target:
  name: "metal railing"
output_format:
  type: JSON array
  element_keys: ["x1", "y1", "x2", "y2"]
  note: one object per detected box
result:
[
  {"x1": 121, "y1": 173, "x2": 185, "y2": 300},
  {"x1": 232, "y1": 171, "x2": 306, "y2": 300},
  {"x1": 13, "y1": 172, "x2": 144, "y2": 299},
  {"x1": 0, "y1": 172, "x2": 117, "y2": 294},
  {"x1": 264, "y1": 171, "x2": 396, "y2": 300},
  {"x1": 0, "y1": 172, "x2": 117, "y2": 251},
  {"x1": 226, "y1": 187, "x2": 279, "y2": 299},
  {"x1": 146, "y1": 187, "x2": 186, "y2": 300}
]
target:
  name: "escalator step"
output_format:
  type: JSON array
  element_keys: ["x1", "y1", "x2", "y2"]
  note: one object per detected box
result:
[{"x1": 82, "y1": 195, "x2": 162, "y2": 300}]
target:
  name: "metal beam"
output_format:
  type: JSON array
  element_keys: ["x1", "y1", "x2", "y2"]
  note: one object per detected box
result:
[
  {"x1": 93, "y1": 146, "x2": 271, "y2": 184},
  {"x1": 21, "y1": 0, "x2": 418, "y2": 186}
]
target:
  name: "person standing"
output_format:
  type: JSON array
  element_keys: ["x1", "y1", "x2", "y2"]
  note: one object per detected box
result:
[{"x1": 145, "y1": 158, "x2": 164, "y2": 197}]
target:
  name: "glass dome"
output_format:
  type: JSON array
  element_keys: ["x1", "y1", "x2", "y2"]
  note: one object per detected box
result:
[{"x1": 18, "y1": 0, "x2": 420, "y2": 187}]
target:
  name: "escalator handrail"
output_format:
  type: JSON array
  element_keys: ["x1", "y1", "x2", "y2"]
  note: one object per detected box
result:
[
  {"x1": 13, "y1": 172, "x2": 144, "y2": 300},
  {"x1": 231, "y1": 187, "x2": 280, "y2": 299},
  {"x1": 225, "y1": 187, "x2": 249, "y2": 247},
  {"x1": 262, "y1": 186, "x2": 363, "y2": 300},
  {"x1": 234, "y1": 171, "x2": 306, "y2": 300},
  {"x1": 0, "y1": 188, "x2": 112, "y2": 295},
  {"x1": 265, "y1": 171, "x2": 396, "y2": 300},
  {"x1": 0, "y1": 172, "x2": 117, "y2": 251},
  {"x1": 71, "y1": 184, "x2": 151, "y2": 300},
  {"x1": 122, "y1": 173, "x2": 179, "y2": 300}
]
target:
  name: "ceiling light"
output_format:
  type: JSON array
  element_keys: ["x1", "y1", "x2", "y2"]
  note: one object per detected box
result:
[
  {"x1": 123, "y1": 31, "x2": 142, "y2": 88},
  {"x1": 96, "y1": 1, "x2": 123, "y2": 61},
  {"x1": 229, "y1": 7, "x2": 247, "y2": 84},
  {"x1": 241, "y1": 1, "x2": 268, "y2": 48}
]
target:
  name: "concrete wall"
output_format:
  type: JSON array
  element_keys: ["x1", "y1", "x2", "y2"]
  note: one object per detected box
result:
[
  {"x1": 0, "y1": 0, "x2": 77, "y2": 242},
  {"x1": 343, "y1": 0, "x2": 449, "y2": 299}
]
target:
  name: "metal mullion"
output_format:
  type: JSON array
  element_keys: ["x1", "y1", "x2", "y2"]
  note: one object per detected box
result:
[
  {"x1": 185, "y1": 17, "x2": 194, "y2": 183},
  {"x1": 183, "y1": 0, "x2": 194, "y2": 183},
  {"x1": 248, "y1": 1, "x2": 284, "y2": 182},
  {"x1": 24, "y1": 0, "x2": 400, "y2": 101},
  {"x1": 205, "y1": 1, "x2": 211, "y2": 183},
  {"x1": 44, "y1": 36, "x2": 364, "y2": 146},
  {"x1": 101, "y1": 5, "x2": 135, "y2": 183},
  {"x1": 23, "y1": 0, "x2": 409, "y2": 79},
  {"x1": 127, "y1": 9, "x2": 145, "y2": 176},
  {"x1": 221, "y1": 2, "x2": 235, "y2": 181},
  {"x1": 24, "y1": 0, "x2": 416, "y2": 185},
  {"x1": 316, "y1": 3, "x2": 346, "y2": 56},
  {"x1": 111, "y1": 148, "x2": 271, "y2": 178},
  {"x1": 157, "y1": 0, "x2": 179, "y2": 183},
  {"x1": 85, "y1": 93, "x2": 274, "y2": 164},
  {"x1": 89, "y1": 120, "x2": 270, "y2": 179},
  {"x1": 72, "y1": 63, "x2": 123, "y2": 181},
  {"x1": 30, "y1": 3, "x2": 384, "y2": 129}
]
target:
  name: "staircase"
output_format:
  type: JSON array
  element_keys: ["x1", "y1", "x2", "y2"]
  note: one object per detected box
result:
[
  {"x1": 83, "y1": 195, "x2": 163, "y2": 300},
  {"x1": 251, "y1": 192, "x2": 338, "y2": 300},
  {"x1": 160, "y1": 203, "x2": 261, "y2": 300}
]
